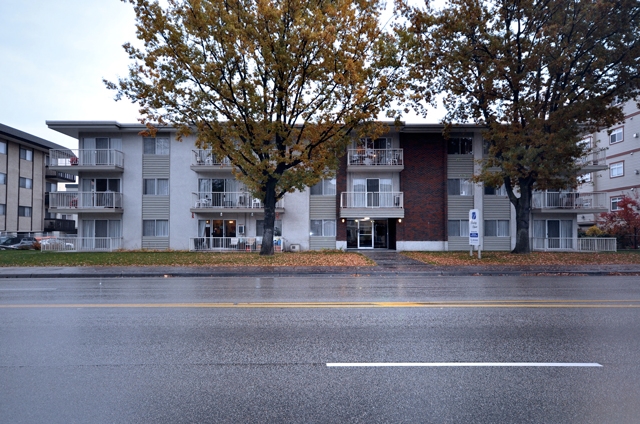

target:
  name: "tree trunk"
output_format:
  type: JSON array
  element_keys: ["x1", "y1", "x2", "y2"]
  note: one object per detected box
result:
[
  {"x1": 511, "y1": 184, "x2": 532, "y2": 254},
  {"x1": 259, "y1": 178, "x2": 278, "y2": 256}
]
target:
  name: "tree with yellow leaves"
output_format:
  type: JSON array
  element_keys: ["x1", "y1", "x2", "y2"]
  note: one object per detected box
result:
[{"x1": 107, "y1": 0, "x2": 403, "y2": 254}]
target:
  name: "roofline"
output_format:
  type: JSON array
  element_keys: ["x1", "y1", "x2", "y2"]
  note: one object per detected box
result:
[{"x1": 0, "y1": 123, "x2": 70, "y2": 152}]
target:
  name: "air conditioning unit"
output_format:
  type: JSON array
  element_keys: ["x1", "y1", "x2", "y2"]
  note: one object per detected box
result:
[{"x1": 289, "y1": 244, "x2": 301, "y2": 252}]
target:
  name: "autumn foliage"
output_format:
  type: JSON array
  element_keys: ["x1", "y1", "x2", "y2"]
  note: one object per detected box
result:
[{"x1": 598, "y1": 195, "x2": 640, "y2": 249}]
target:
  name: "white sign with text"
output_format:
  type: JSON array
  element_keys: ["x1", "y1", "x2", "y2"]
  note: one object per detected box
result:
[{"x1": 469, "y1": 209, "x2": 480, "y2": 246}]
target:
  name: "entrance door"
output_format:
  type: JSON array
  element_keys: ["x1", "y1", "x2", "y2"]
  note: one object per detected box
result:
[
  {"x1": 358, "y1": 220, "x2": 373, "y2": 249},
  {"x1": 547, "y1": 220, "x2": 560, "y2": 249}
]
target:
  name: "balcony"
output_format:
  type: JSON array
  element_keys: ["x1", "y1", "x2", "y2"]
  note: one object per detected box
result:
[
  {"x1": 531, "y1": 237, "x2": 616, "y2": 252},
  {"x1": 48, "y1": 192, "x2": 123, "y2": 214},
  {"x1": 339, "y1": 192, "x2": 404, "y2": 218},
  {"x1": 48, "y1": 149, "x2": 124, "y2": 174},
  {"x1": 189, "y1": 236, "x2": 284, "y2": 252},
  {"x1": 347, "y1": 149, "x2": 404, "y2": 172},
  {"x1": 577, "y1": 149, "x2": 608, "y2": 172},
  {"x1": 190, "y1": 192, "x2": 284, "y2": 213},
  {"x1": 40, "y1": 237, "x2": 122, "y2": 252},
  {"x1": 531, "y1": 191, "x2": 607, "y2": 213},
  {"x1": 190, "y1": 150, "x2": 233, "y2": 172}
]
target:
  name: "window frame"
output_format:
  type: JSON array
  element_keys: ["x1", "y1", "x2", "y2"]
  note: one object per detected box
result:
[
  {"x1": 447, "y1": 179, "x2": 473, "y2": 196},
  {"x1": 143, "y1": 137, "x2": 170, "y2": 155},
  {"x1": 0, "y1": 172, "x2": 6, "y2": 185},
  {"x1": 447, "y1": 136, "x2": 473, "y2": 155},
  {"x1": 0, "y1": 141, "x2": 6, "y2": 155},
  {"x1": 448, "y1": 220, "x2": 469, "y2": 237},
  {"x1": 484, "y1": 220, "x2": 510, "y2": 237},
  {"x1": 143, "y1": 178, "x2": 169, "y2": 195},
  {"x1": 0, "y1": 204, "x2": 5, "y2": 215},
  {"x1": 18, "y1": 206, "x2": 32, "y2": 217},
  {"x1": 484, "y1": 184, "x2": 507, "y2": 196},
  {"x1": 609, "y1": 127, "x2": 623, "y2": 144},
  {"x1": 142, "y1": 219, "x2": 169, "y2": 237},
  {"x1": 19, "y1": 147, "x2": 33, "y2": 161},
  {"x1": 611, "y1": 196, "x2": 623, "y2": 211},
  {"x1": 310, "y1": 178, "x2": 336, "y2": 196},
  {"x1": 310, "y1": 219, "x2": 336, "y2": 237},
  {"x1": 609, "y1": 161, "x2": 624, "y2": 178},
  {"x1": 19, "y1": 177, "x2": 33, "y2": 189}
]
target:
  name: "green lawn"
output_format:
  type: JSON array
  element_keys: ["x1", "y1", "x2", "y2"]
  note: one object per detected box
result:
[{"x1": 0, "y1": 250, "x2": 372, "y2": 267}]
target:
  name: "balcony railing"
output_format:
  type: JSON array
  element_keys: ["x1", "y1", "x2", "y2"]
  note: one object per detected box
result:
[
  {"x1": 49, "y1": 149, "x2": 124, "y2": 169},
  {"x1": 40, "y1": 237, "x2": 122, "y2": 252},
  {"x1": 347, "y1": 149, "x2": 403, "y2": 166},
  {"x1": 577, "y1": 149, "x2": 607, "y2": 167},
  {"x1": 192, "y1": 192, "x2": 283, "y2": 209},
  {"x1": 192, "y1": 150, "x2": 232, "y2": 167},
  {"x1": 49, "y1": 192, "x2": 123, "y2": 210},
  {"x1": 189, "y1": 236, "x2": 283, "y2": 252},
  {"x1": 531, "y1": 237, "x2": 616, "y2": 252},
  {"x1": 340, "y1": 192, "x2": 403, "y2": 208},
  {"x1": 531, "y1": 191, "x2": 607, "y2": 210}
]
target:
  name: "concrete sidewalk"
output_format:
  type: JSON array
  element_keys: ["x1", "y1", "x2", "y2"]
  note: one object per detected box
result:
[{"x1": 2, "y1": 250, "x2": 640, "y2": 279}]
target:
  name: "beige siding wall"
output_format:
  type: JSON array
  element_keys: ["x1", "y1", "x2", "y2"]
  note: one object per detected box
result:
[
  {"x1": 447, "y1": 155, "x2": 474, "y2": 178},
  {"x1": 5, "y1": 144, "x2": 20, "y2": 231},
  {"x1": 142, "y1": 154, "x2": 170, "y2": 248},
  {"x1": 448, "y1": 196, "x2": 474, "y2": 219},
  {"x1": 483, "y1": 196, "x2": 511, "y2": 219},
  {"x1": 142, "y1": 196, "x2": 170, "y2": 219}
]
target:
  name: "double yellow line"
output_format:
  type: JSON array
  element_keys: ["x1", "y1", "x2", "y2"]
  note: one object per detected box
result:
[{"x1": 2, "y1": 300, "x2": 640, "y2": 308}]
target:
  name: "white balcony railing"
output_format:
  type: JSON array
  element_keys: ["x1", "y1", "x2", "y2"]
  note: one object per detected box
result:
[
  {"x1": 189, "y1": 236, "x2": 283, "y2": 252},
  {"x1": 192, "y1": 192, "x2": 283, "y2": 209},
  {"x1": 531, "y1": 191, "x2": 607, "y2": 210},
  {"x1": 340, "y1": 192, "x2": 403, "y2": 208},
  {"x1": 40, "y1": 237, "x2": 123, "y2": 252},
  {"x1": 192, "y1": 150, "x2": 232, "y2": 167},
  {"x1": 531, "y1": 237, "x2": 617, "y2": 252},
  {"x1": 49, "y1": 149, "x2": 124, "y2": 168},
  {"x1": 49, "y1": 192, "x2": 123, "y2": 210},
  {"x1": 577, "y1": 149, "x2": 607, "y2": 167},
  {"x1": 347, "y1": 149, "x2": 403, "y2": 166}
]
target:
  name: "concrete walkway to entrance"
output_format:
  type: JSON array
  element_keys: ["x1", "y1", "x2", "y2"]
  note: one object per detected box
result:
[{"x1": 354, "y1": 250, "x2": 428, "y2": 269}]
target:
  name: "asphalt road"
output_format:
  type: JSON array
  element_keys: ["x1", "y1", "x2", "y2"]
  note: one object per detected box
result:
[{"x1": 1, "y1": 275, "x2": 640, "y2": 423}]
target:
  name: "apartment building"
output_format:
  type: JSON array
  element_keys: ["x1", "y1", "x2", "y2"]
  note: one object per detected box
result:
[
  {"x1": 578, "y1": 100, "x2": 640, "y2": 229},
  {"x1": 46, "y1": 120, "x2": 605, "y2": 252},
  {"x1": 0, "y1": 123, "x2": 75, "y2": 234}
]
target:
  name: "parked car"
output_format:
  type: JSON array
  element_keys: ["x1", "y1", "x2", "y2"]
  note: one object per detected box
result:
[
  {"x1": 39, "y1": 238, "x2": 75, "y2": 250},
  {"x1": 0, "y1": 237, "x2": 37, "y2": 250}
]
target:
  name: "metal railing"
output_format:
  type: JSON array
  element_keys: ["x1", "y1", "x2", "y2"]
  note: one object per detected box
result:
[
  {"x1": 192, "y1": 150, "x2": 232, "y2": 167},
  {"x1": 40, "y1": 237, "x2": 123, "y2": 252},
  {"x1": 340, "y1": 192, "x2": 403, "y2": 208},
  {"x1": 577, "y1": 149, "x2": 607, "y2": 167},
  {"x1": 531, "y1": 237, "x2": 617, "y2": 252},
  {"x1": 189, "y1": 236, "x2": 284, "y2": 252},
  {"x1": 49, "y1": 192, "x2": 123, "y2": 210},
  {"x1": 531, "y1": 191, "x2": 607, "y2": 210},
  {"x1": 192, "y1": 192, "x2": 283, "y2": 209},
  {"x1": 49, "y1": 149, "x2": 124, "y2": 168},
  {"x1": 347, "y1": 149, "x2": 403, "y2": 166},
  {"x1": 578, "y1": 238, "x2": 617, "y2": 252}
]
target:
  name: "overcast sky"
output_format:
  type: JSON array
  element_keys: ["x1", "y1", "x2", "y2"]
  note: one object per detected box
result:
[{"x1": 0, "y1": 0, "x2": 442, "y2": 150}]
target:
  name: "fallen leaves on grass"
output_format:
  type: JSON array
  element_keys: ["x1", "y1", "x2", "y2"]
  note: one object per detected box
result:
[{"x1": 403, "y1": 251, "x2": 640, "y2": 266}]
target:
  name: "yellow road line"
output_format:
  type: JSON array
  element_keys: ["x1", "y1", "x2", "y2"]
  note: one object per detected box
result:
[{"x1": 1, "y1": 301, "x2": 640, "y2": 309}]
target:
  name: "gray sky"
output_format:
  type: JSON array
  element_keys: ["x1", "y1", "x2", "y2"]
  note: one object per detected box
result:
[{"x1": 0, "y1": 0, "x2": 441, "y2": 150}]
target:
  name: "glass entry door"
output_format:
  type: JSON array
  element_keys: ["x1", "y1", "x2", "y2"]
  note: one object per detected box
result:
[{"x1": 358, "y1": 220, "x2": 373, "y2": 249}]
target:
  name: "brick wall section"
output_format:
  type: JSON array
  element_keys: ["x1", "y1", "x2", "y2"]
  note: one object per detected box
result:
[
  {"x1": 399, "y1": 132, "x2": 447, "y2": 242},
  {"x1": 336, "y1": 150, "x2": 348, "y2": 242}
]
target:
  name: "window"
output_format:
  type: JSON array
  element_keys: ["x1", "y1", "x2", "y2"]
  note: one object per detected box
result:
[
  {"x1": 0, "y1": 172, "x2": 5, "y2": 185},
  {"x1": 18, "y1": 206, "x2": 32, "y2": 217},
  {"x1": 310, "y1": 178, "x2": 336, "y2": 195},
  {"x1": 358, "y1": 137, "x2": 391, "y2": 150},
  {"x1": 611, "y1": 196, "x2": 623, "y2": 211},
  {"x1": 610, "y1": 162, "x2": 624, "y2": 178},
  {"x1": 610, "y1": 128, "x2": 623, "y2": 144},
  {"x1": 0, "y1": 204, "x2": 5, "y2": 215},
  {"x1": 448, "y1": 220, "x2": 469, "y2": 237},
  {"x1": 484, "y1": 184, "x2": 507, "y2": 196},
  {"x1": 310, "y1": 220, "x2": 336, "y2": 237},
  {"x1": 19, "y1": 147, "x2": 33, "y2": 161},
  {"x1": 143, "y1": 137, "x2": 170, "y2": 155},
  {"x1": 485, "y1": 220, "x2": 510, "y2": 237},
  {"x1": 256, "y1": 220, "x2": 282, "y2": 237},
  {"x1": 0, "y1": 141, "x2": 6, "y2": 154},
  {"x1": 447, "y1": 136, "x2": 473, "y2": 155},
  {"x1": 143, "y1": 220, "x2": 169, "y2": 236},
  {"x1": 578, "y1": 172, "x2": 592, "y2": 184},
  {"x1": 143, "y1": 179, "x2": 169, "y2": 195},
  {"x1": 447, "y1": 179, "x2": 473, "y2": 196},
  {"x1": 19, "y1": 177, "x2": 33, "y2": 189}
]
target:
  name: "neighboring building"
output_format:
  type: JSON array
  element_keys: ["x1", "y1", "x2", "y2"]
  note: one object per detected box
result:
[
  {"x1": 0, "y1": 123, "x2": 75, "y2": 234},
  {"x1": 45, "y1": 120, "x2": 607, "y2": 252},
  {"x1": 578, "y1": 100, "x2": 640, "y2": 229}
]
